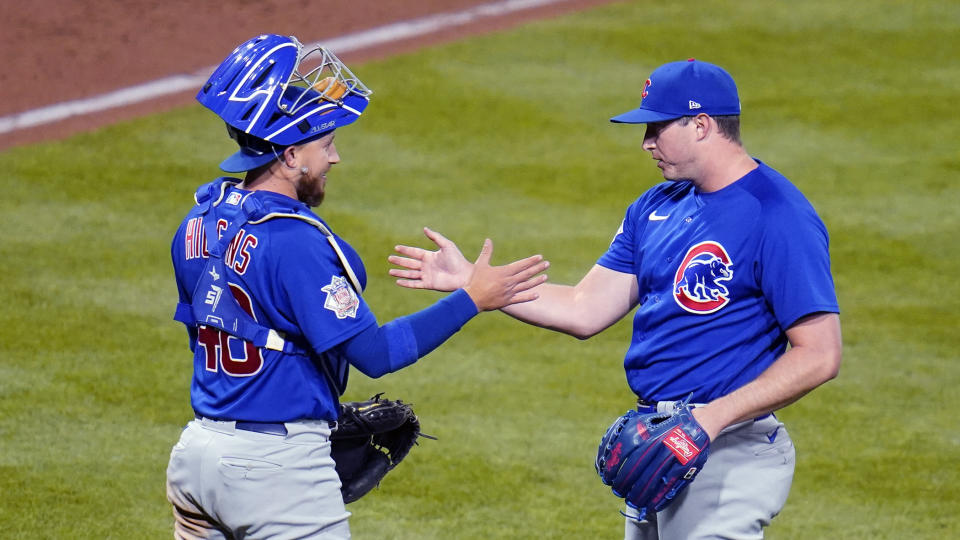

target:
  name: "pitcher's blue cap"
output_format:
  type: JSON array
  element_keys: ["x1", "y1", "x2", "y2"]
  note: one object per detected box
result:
[{"x1": 611, "y1": 59, "x2": 740, "y2": 124}]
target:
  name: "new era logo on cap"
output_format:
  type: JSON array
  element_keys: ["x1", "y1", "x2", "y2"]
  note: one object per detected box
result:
[{"x1": 610, "y1": 59, "x2": 741, "y2": 124}]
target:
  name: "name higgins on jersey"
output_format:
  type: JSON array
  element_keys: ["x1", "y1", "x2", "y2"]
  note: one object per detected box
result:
[{"x1": 184, "y1": 215, "x2": 259, "y2": 275}]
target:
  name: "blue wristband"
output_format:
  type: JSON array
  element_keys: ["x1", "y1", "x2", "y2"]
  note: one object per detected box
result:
[
  {"x1": 333, "y1": 289, "x2": 479, "y2": 377},
  {"x1": 403, "y1": 288, "x2": 479, "y2": 357}
]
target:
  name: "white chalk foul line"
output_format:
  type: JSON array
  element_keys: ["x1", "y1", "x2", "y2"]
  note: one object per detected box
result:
[{"x1": 0, "y1": 0, "x2": 571, "y2": 135}]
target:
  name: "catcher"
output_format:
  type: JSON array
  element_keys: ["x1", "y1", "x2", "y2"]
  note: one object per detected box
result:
[{"x1": 165, "y1": 34, "x2": 548, "y2": 540}]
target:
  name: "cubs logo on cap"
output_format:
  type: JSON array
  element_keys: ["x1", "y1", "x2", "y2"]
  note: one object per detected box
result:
[
  {"x1": 611, "y1": 59, "x2": 741, "y2": 124},
  {"x1": 673, "y1": 241, "x2": 734, "y2": 314}
]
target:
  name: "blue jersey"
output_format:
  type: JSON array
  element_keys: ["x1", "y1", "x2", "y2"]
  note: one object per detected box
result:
[
  {"x1": 597, "y1": 160, "x2": 838, "y2": 403},
  {"x1": 171, "y1": 180, "x2": 378, "y2": 422}
]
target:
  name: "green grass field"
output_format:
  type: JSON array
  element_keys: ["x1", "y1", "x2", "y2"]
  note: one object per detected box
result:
[{"x1": 2, "y1": 0, "x2": 958, "y2": 538}]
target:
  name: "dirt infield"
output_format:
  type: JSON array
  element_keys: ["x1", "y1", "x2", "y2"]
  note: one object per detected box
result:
[{"x1": 0, "y1": 0, "x2": 618, "y2": 151}]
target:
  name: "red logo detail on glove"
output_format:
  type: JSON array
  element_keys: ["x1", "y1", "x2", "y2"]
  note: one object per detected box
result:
[
  {"x1": 607, "y1": 442, "x2": 623, "y2": 469},
  {"x1": 663, "y1": 426, "x2": 701, "y2": 465}
]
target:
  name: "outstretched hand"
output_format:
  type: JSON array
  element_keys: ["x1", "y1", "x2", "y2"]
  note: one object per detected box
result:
[
  {"x1": 389, "y1": 227, "x2": 473, "y2": 292},
  {"x1": 389, "y1": 227, "x2": 549, "y2": 311}
]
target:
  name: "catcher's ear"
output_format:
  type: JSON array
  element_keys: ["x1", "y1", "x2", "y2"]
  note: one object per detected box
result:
[{"x1": 281, "y1": 146, "x2": 300, "y2": 170}]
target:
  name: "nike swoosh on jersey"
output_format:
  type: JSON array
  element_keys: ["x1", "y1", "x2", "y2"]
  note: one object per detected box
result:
[
  {"x1": 648, "y1": 211, "x2": 670, "y2": 221},
  {"x1": 766, "y1": 426, "x2": 780, "y2": 443}
]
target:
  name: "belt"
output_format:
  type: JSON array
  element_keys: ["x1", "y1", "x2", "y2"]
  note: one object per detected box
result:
[
  {"x1": 235, "y1": 421, "x2": 288, "y2": 436},
  {"x1": 635, "y1": 398, "x2": 701, "y2": 414},
  {"x1": 635, "y1": 400, "x2": 773, "y2": 424},
  {"x1": 196, "y1": 417, "x2": 288, "y2": 436},
  {"x1": 636, "y1": 399, "x2": 657, "y2": 414}
]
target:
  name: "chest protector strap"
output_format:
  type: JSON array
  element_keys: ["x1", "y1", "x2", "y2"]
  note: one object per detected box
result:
[{"x1": 175, "y1": 178, "x2": 362, "y2": 361}]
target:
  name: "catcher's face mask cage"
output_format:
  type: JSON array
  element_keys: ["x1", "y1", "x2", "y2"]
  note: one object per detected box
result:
[{"x1": 197, "y1": 34, "x2": 372, "y2": 147}]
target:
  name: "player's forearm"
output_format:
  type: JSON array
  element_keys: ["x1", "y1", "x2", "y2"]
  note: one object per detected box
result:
[
  {"x1": 500, "y1": 265, "x2": 637, "y2": 338},
  {"x1": 698, "y1": 346, "x2": 839, "y2": 437},
  {"x1": 500, "y1": 283, "x2": 613, "y2": 339},
  {"x1": 707, "y1": 353, "x2": 819, "y2": 419},
  {"x1": 335, "y1": 289, "x2": 479, "y2": 377},
  {"x1": 501, "y1": 283, "x2": 574, "y2": 331},
  {"x1": 695, "y1": 313, "x2": 842, "y2": 437}
]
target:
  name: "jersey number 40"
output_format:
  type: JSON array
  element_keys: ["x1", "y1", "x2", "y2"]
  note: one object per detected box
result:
[{"x1": 197, "y1": 284, "x2": 264, "y2": 377}]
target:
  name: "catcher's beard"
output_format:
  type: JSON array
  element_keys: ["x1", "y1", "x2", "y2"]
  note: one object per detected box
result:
[{"x1": 296, "y1": 172, "x2": 326, "y2": 207}]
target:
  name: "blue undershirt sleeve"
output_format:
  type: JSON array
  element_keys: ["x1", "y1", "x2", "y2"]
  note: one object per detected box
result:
[{"x1": 332, "y1": 288, "x2": 479, "y2": 378}]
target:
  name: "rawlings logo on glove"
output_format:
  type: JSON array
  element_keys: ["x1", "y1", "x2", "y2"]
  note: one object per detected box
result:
[
  {"x1": 595, "y1": 398, "x2": 711, "y2": 521},
  {"x1": 330, "y1": 394, "x2": 433, "y2": 503}
]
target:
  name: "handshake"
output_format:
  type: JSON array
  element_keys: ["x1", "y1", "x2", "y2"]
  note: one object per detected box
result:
[{"x1": 387, "y1": 227, "x2": 550, "y2": 312}]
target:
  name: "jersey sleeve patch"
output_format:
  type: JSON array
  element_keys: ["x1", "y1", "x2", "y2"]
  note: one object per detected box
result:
[{"x1": 321, "y1": 275, "x2": 360, "y2": 319}]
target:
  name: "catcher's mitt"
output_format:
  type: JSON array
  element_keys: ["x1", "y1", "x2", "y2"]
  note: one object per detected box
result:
[
  {"x1": 330, "y1": 394, "x2": 431, "y2": 503},
  {"x1": 595, "y1": 399, "x2": 710, "y2": 521}
]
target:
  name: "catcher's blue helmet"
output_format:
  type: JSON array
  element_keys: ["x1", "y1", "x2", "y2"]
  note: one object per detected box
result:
[{"x1": 198, "y1": 34, "x2": 372, "y2": 172}]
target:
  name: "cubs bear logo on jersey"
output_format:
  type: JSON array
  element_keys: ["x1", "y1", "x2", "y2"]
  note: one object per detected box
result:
[
  {"x1": 322, "y1": 275, "x2": 360, "y2": 319},
  {"x1": 673, "y1": 241, "x2": 734, "y2": 314}
]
